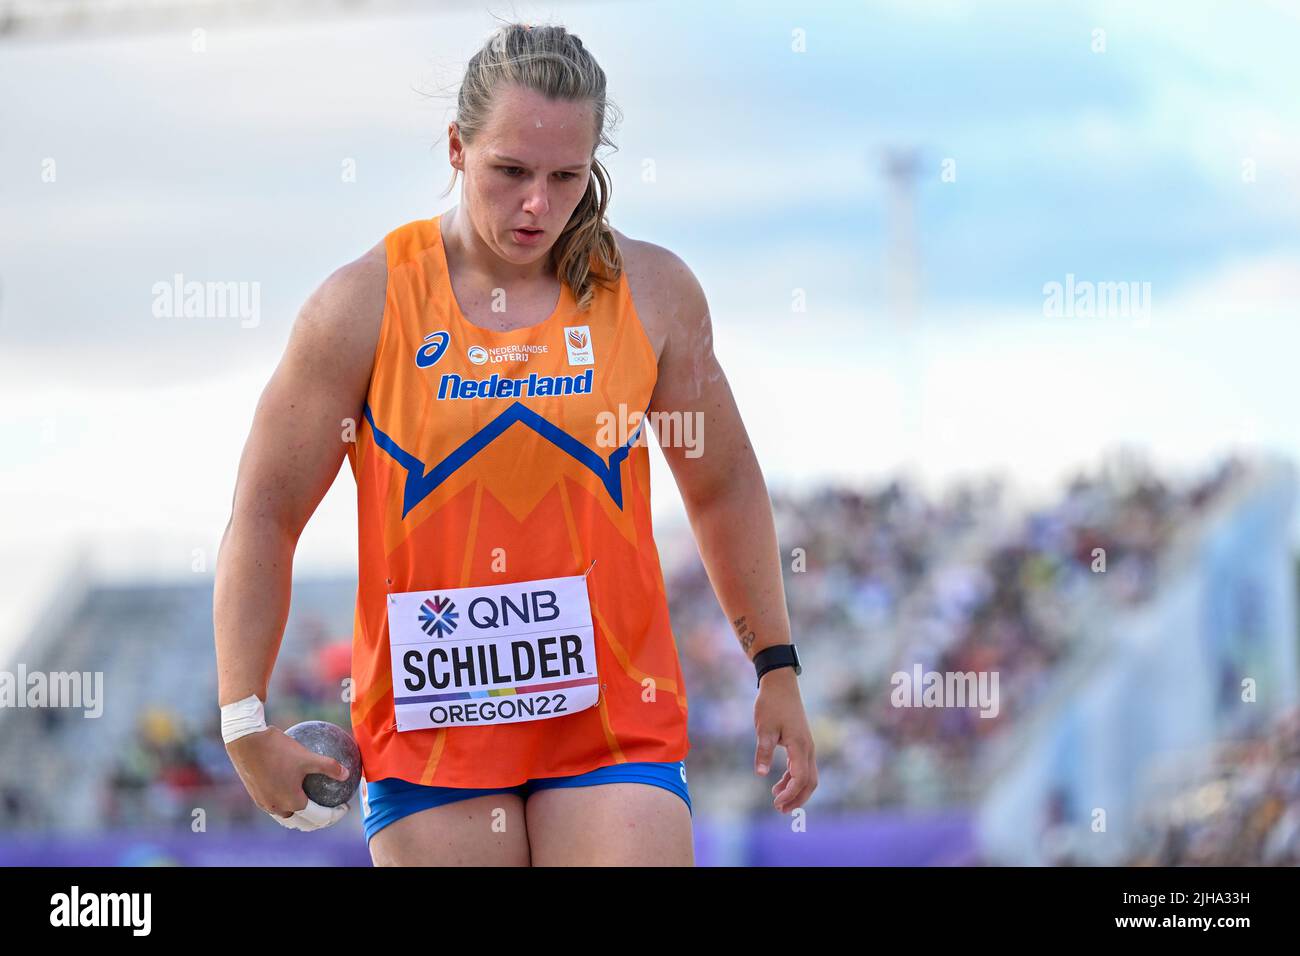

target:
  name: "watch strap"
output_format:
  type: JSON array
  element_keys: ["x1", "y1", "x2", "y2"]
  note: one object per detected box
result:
[{"x1": 753, "y1": 644, "x2": 801, "y2": 687}]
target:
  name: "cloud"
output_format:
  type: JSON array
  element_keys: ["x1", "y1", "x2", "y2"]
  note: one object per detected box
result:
[{"x1": 1162, "y1": 250, "x2": 1300, "y2": 316}]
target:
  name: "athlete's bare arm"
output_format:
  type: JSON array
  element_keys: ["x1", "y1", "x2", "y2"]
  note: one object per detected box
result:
[
  {"x1": 628, "y1": 239, "x2": 819, "y2": 814},
  {"x1": 213, "y1": 241, "x2": 386, "y2": 817},
  {"x1": 627, "y1": 240, "x2": 786, "y2": 657}
]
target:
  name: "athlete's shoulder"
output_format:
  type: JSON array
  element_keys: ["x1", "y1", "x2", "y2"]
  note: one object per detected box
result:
[
  {"x1": 612, "y1": 229, "x2": 702, "y2": 297},
  {"x1": 293, "y1": 240, "x2": 388, "y2": 362},
  {"x1": 310, "y1": 240, "x2": 387, "y2": 318},
  {"x1": 610, "y1": 229, "x2": 710, "y2": 356}
]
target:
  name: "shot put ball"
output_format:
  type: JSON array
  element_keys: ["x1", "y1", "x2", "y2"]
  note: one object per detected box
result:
[{"x1": 285, "y1": 720, "x2": 362, "y2": 808}]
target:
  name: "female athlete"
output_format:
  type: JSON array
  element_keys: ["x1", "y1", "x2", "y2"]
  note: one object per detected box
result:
[{"x1": 214, "y1": 22, "x2": 816, "y2": 866}]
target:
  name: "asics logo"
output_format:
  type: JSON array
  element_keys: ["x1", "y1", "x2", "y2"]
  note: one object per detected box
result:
[{"x1": 415, "y1": 331, "x2": 451, "y2": 368}]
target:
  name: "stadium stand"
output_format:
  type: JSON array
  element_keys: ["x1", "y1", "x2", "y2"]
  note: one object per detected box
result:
[{"x1": 0, "y1": 454, "x2": 1284, "y2": 867}]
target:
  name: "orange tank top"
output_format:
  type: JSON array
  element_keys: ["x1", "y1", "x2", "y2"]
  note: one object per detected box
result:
[{"x1": 344, "y1": 215, "x2": 690, "y2": 787}]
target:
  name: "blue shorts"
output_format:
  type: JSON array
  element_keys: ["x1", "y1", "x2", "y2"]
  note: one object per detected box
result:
[{"x1": 361, "y1": 760, "x2": 692, "y2": 842}]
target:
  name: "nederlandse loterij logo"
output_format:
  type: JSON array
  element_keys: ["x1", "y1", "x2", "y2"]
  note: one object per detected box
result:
[
  {"x1": 419, "y1": 596, "x2": 459, "y2": 637},
  {"x1": 467, "y1": 345, "x2": 489, "y2": 365},
  {"x1": 415, "y1": 331, "x2": 451, "y2": 368},
  {"x1": 564, "y1": 325, "x2": 593, "y2": 365}
]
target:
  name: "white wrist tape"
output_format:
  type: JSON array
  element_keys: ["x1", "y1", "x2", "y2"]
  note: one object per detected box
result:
[
  {"x1": 273, "y1": 799, "x2": 350, "y2": 832},
  {"x1": 221, "y1": 693, "x2": 268, "y2": 743}
]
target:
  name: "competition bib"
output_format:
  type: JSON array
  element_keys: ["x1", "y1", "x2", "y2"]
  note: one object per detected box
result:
[{"x1": 386, "y1": 571, "x2": 599, "y2": 731}]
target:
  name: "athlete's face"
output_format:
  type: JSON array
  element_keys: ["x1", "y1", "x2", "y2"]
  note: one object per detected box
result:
[{"x1": 450, "y1": 84, "x2": 597, "y2": 265}]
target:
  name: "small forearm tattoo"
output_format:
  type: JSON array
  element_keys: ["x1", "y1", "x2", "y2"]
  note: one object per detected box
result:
[{"x1": 733, "y1": 615, "x2": 757, "y2": 655}]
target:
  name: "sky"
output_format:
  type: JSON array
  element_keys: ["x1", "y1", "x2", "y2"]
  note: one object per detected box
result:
[{"x1": 1, "y1": 0, "x2": 1298, "y2": 648}]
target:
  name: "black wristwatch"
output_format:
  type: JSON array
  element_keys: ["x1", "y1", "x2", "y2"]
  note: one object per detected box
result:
[{"x1": 753, "y1": 644, "x2": 801, "y2": 687}]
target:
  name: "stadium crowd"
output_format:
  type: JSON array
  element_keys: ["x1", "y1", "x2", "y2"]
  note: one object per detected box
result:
[
  {"x1": 99, "y1": 635, "x2": 352, "y2": 831},
  {"x1": 1125, "y1": 706, "x2": 1300, "y2": 866},
  {"x1": 0, "y1": 455, "x2": 1255, "y2": 842},
  {"x1": 676, "y1": 456, "x2": 1246, "y2": 813}
]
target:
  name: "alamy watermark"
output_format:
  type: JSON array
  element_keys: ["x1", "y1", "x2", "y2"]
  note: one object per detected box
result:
[
  {"x1": 0, "y1": 666, "x2": 103, "y2": 717},
  {"x1": 1042, "y1": 273, "x2": 1151, "y2": 321},
  {"x1": 50, "y1": 886, "x2": 150, "y2": 935},
  {"x1": 890, "y1": 664, "x2": 999, "y2": 718},
  {"x1": 595, "y1": 403, "x2": 704, "y2": 457},
  {"x1": 152, "y1": 273, "x2": 260, "y2": 328}
]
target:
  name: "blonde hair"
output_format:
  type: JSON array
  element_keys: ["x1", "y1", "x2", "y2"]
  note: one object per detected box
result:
[{"x1": 442, "y1": 22, "x2": 623, "y2": 312}]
